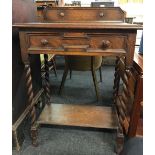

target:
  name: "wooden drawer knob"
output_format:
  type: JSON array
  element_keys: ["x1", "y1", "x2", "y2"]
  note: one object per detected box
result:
[
  {"x1": 99, "y1": 12, "x2": 104, "y2": 17},
  {"x1": 60, "y1": 12, "x2": 65, "y2": 17},
  {"x1": 102, "y1": 40, "x2": 111, "y2": 49},
  {"x1": 41, "y1": 39, "x2": 48, "y2": 46}
]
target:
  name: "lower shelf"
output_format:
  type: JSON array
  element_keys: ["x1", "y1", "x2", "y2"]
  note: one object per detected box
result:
[{"x1": 37, "y1": 103, "x2": 119, "y2": 130}]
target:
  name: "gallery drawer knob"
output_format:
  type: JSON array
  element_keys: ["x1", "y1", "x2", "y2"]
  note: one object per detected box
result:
[
  {"x1": 41, "y1": 39, "x2": 48, "y2": 45},
  {"x1": 102, "y1": 40, "x2": 111, "y2": 49},
  {"x1": 60, "y1": 12, "x2": 65, "y2": 17},
  {"x1": 99, "y1": 12, "x2": 104, "y2": 17}
]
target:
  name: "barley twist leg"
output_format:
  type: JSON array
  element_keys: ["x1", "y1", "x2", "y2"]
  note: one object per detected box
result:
[
  {"x1": 44, "y1": 54, "x2": 51, "y2": 104},
  {"x1": 113, "y1": 57, "x2": 120, "y2": 104},
  {"x1": 25, "y1": 64, "x2": 38, "y2": 146}
]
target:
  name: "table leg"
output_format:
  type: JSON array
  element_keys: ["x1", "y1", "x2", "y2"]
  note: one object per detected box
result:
[
  {"x1": 25, "y1": 64, "x2": 38, "y2": 146},
  {"x1": 31, "y1": 123, "x2": 39, "y2": 146},
  {"x1": 113, "y1": 57, "x2": 120, "y2": 104},
  {"x1": 113, "y1": 57, "x2": 125, "y2": 154},
  {"x1": 115, "y1": 130, "x2": 124, "y2": 154},
  {"x1": 44, "y1": 54, "x2": 51, "y2": 104}
]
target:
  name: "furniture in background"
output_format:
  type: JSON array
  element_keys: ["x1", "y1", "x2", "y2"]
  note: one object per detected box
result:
[
  {"x1": 59, "y1": 56, "x2": 102, "y2": 100},
  {"x1": 65, "y1": 1, "x2": 81, "y2": 6},
  {"x1": 114, "y1": 53, "x2": 143, "y2": 152},
  {"x1": 14, "y1": 7, "x2": 142, "y2": 153},
  {"x1": 35, "y1": 0, "x2": 59, "y2": 7},
  {"x1": 138, "y1": 33, "x2": 143, "y2": 54},
  {"x1": 12, "y1": 0, "x2": 43, "y2": 151},
  {"x1": 113, "y1": 53, "x2": 143, "y2": 140},
  {"x1": 12, "y1": 0, "x2": 60, "y2": 151},
  {"x1": 125, "y1": 17, "x2": 135, "y2": 24},
  {"x1": 35, "y1": 0, "x2": 60, "y2": 22},
  {"x1": 40, "y1": 54, "x2": 57, "y2": 77},
  {"x1": 91, "y1": 1, "x2": 114, "y2": 7},
  {"x1": 128, "y1": 53, "x2": 143, "y2": 137}
]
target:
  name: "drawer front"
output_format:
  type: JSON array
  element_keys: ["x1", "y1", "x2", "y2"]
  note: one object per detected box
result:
[
  {"x1": 28, "y1": 33, "x2": 90, "y2": 50},
  {"x1": 29, "y1": 34, "x2": 62, "y2": 48},
  {"x1": 89, "y1": 34, "x2": 127, "y2": 49},
  {"x1": 43, "y1": 7, "x2": 125, "y2": 22},
  {"x1": 28, "y1": 33, "x2": 127, "y2": 52}
]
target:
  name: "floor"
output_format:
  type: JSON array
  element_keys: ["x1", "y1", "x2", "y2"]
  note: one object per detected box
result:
[{"x1": 13, "y1": 56, "x2": 117, "y2": 155}]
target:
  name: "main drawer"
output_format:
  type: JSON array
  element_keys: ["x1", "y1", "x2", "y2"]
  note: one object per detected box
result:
[{"x1": 28, "y1": 32, "x2": 127, "y2": 51}]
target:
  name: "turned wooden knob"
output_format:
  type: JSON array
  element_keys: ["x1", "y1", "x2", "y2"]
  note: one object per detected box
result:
[
  {"x1": 99, "y1": 12, "x2": 104, "y2": 17},
  {"x1": 41, "y1": 39, "x2": 48, "y2": 46},
  {"x1": 60, "y1": 12, "x2": 65, "y2": 17},
  {"x1": 102, "y1": 40, "x2": 111, "y2": 49}
]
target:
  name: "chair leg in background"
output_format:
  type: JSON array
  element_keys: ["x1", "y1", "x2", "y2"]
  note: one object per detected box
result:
[
  {"x1": 99, "y1": 66, "x2": 102, "y2": 82},
  {"x1": 91, "y1": 70, "x2": 100, "y2": 101},
  {"x1": 70, "y1": 69, "x2": 72, "y2": 79},
  {"x1": 59, "y1": 67, "x2": 69, "y2": 94},
  {"x1": 52, "y1": 57, "x2": 57, "y2": 77},
  {"x1": 48, "y1": 55, "x2": 57, "y2": 77}
]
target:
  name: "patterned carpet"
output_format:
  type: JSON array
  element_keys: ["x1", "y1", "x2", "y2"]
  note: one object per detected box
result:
[{"x1": 13, "y1": 56, "x2": 117, "y2": 155}]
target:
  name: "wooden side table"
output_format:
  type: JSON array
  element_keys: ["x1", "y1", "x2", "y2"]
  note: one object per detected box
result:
[{"x1": 14, "y1": 7, "x2": 142, "y2": 153}]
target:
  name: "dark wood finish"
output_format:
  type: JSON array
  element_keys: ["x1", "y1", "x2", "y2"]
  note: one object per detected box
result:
[
  {"x1": 14, "y1": 7, "x2": 142, "y2": 153},
  {"x1": 114, "y1": 53, "x2": 143, "y2": 138},
  {"x1": 114, "y1": 57, "x2": 136, "y2": 135},
  {"x1": 128, "y1": 53, "x2": 143, "y2": 137},
  {"x1": 38, "y1": 104, "x2": 119, "y2": 129},
  {"x1": 37, "y1": 6, "x2": 125, "y2": 22},
  {"x1": 27, "y1": 48, "x2": 126, "y2": 57},
  {"x1": 14, "y1": 22, "x2": 141, "y2": 29},
  {"x1": 43, "y1": 54, "x2": 51, "y2": 104},
  {"x1": 14, "y1": 18, "x2": 142, "y2": 65},
  {"x1": 25, "y1": 65, "x2": 36, "y2": 125},
  {"x1": 12, "y1": 0, "x2": 42, "y2": 151},
  {"x1": 12, "y1": 0, "x2": 37, "y2": 123},
  {"x1": 42, "y1": 7, "x2": 125, "y2": 22}
]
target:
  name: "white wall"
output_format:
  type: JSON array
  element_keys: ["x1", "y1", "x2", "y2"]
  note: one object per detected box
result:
[
  {"x1": 64, "y1": 0, "x2": 143, "y2": 22},
  {"x1": 119, "y1": 2, "x2": 143, "y2": 23},
  {"x1": 64, "y1": 0, "x2": 118, "y2": 6}
]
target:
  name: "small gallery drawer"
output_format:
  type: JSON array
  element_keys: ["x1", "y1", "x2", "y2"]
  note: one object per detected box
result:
[{"x1": 43, "y1": 7, "x2": 125, "y2": 22}]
